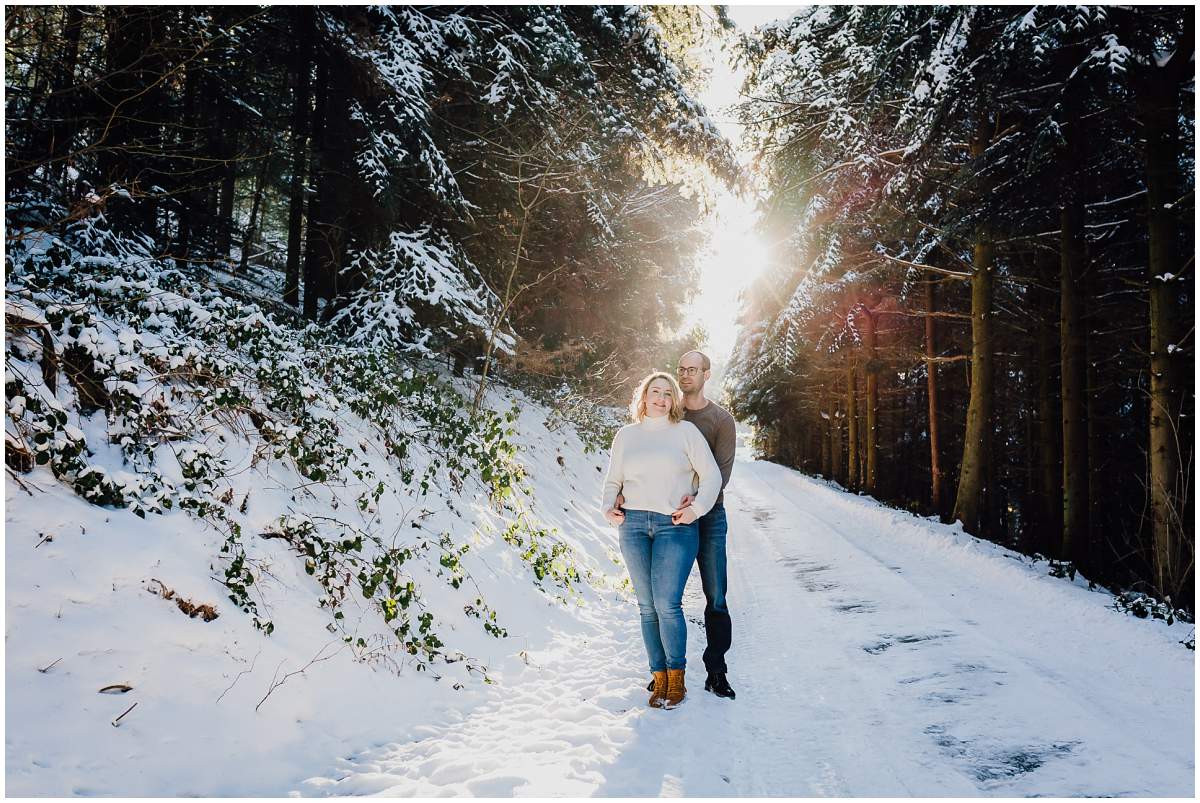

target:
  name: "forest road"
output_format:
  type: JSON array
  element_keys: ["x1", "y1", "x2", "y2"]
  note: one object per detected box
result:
[{"x1": 299, "y1": 457, "x2": 1195, "y2": 797}]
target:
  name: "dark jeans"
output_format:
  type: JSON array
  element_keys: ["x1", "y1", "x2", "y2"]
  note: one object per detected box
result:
[
  {"x1": 697, "y1": 502, "x2": 731, "y2": 673},
  {"x1": 619, "y1": 510, "x2": 700, "y2": 671}
]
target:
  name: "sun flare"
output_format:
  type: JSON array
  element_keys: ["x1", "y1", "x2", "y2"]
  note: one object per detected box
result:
[{"x1": 681, "y1": 192, "x2": 769, "y2": 366}]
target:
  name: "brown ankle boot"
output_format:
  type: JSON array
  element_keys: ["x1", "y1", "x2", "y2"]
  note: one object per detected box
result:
[
  {"x1": 648, "y1": 670, "x2": 668, "y2": 708},
  {"x1": 664, "y1": 668, "x2": 686, "y2": 708}
]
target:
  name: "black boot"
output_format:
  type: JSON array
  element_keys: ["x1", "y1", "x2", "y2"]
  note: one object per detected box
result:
[{"x1": 704, "y1": 671, "x2": 736, "y2": 700}]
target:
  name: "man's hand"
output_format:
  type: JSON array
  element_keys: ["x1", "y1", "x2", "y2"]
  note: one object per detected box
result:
[
  {"x1": 616, "y1": 493, "x2": 625, "y2": 509},
  {"x1": 671, "y1": 506, "x2": 698, "y2": 526},
  {"x1": 674, "y1": 494, "x2": 695, "y2": 512},
  {"x1": 605, "y1": 507, "x2": 626, "y2": 526}
]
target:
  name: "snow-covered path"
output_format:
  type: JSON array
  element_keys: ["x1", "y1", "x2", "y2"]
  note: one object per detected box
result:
[{"x1": 300, "y1": 459, "x2": 1194, "y2": 797}]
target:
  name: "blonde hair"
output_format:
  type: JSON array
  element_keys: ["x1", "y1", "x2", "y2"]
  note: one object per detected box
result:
[{"x1": 629, "y1": 372, "x2": 685, "y2": 424}]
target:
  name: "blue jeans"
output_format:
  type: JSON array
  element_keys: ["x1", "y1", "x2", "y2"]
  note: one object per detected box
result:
[
  {"x1": 697, "y1": 502, "x2": 731, "y2": 673},
  {"x1": 619, "y1": 510, "x2": 699, "y2": 671}
]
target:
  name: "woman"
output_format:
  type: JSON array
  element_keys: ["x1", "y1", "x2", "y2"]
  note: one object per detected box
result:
[{"x1": 601, "y1": 372, "x2": 721, "y2": 708}]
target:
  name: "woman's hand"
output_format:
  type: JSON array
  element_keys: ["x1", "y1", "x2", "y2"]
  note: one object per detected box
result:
[
  {"x1": 671, "y1": 506, "x2": 697, "y2": 526},
  {"x1": 605, "y1": 507, "x2": 626, "y2": 526}
]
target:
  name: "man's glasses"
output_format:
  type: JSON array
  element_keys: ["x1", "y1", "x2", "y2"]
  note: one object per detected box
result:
[{"x1": 677, "y1": 367, "x2": 703, "y2": 377}]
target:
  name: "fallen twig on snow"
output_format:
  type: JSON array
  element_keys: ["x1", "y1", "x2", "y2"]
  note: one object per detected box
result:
[
  {"x1": 111, "y1": 702, "x2": 138, "y2": 727},
  {"x1": 216, "y1": 649, "x2": 262, "y2": 705},
  {"x1": 255, "y1": 641, "x2": 343, "y2": 712},
  {"x1": 99, "y1": 684, "x2": 133, "y2": 694}
]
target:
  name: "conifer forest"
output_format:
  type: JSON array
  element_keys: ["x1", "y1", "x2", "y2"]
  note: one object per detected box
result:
[
  {"x1": 726, "y1": 6, "x2": 1194, "y2": 611},
  {"x1": 4, "y1": 5, "x2": 1196, "y2": 797},
  {"x1": 5, "y1": 6, "x2": 1194, "y2": 623}
]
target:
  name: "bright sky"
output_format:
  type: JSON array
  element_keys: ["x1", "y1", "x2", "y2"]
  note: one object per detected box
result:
[{"x1": 682, "y1": 5, "x2": 800, "y2": 378}]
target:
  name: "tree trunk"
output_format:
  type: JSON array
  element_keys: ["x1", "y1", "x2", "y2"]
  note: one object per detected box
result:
[
  {"x1": 284, "y1": 6, "x2": 312, "y2": 308},
  {"x1": 302, "y1": 48, "x2": 329, "y2": 320},
  {"x1": 953, "y1": 120, "x2": 998, "y2": 536},
  {"x1": 216, "y1": 118, "x2": 237, "y2": 258},
  {"x1": 98, "y1": 7, "x2": 163, "y2": 235},
  {"x1": 471, "y1": 169, "x2": 548, "y2": 417},
  {"x1": 846, "y1": 361, "x2": 859, "y2": 491},
  {"x1": 820, "y1": 392, "x2": 833, "y2": 480},
  {"x1": 173, "y1": 59, "x2": 201, "y2": 261},
  {"x1": 1139, "y1": 30, "x2": 1192, "y2": 602},
  {"x1": 199, "y1": 65, "x2": 223, "y2": 260},
  {"x1": 810, "y1": 422, "x2": 821, "y2": 476},
  {"x1": 1023, "y1": 358, "x2": 1038, "y2": 553},
  {"x1": 881, "y1": 372, "x2": 895, "y2": 500},
  {"x1": 952, "y1": 230, "x2": 995, "y2": 535},
  {"x1": 1084, "y1": 320, "x2": 1100, "y2": 573},
  {"x1": 859, "y1": 415, "x2": 867, "y2": 489},
  {"x1": 925, "y1": 280, "x2": 944, "y2": 515},
  {"x1": 47, "y1": 7, "x2": 83, "y2": 188},
  {"x1": 1035, "y1": 249, "x2": 1063, "y2": 555},
  {"x1": 861, "y1": 307, "x2": 879, "y2": 495},
  {"x1": 832, "y1": 394, "x2": 844, "y2": 485},
  {"x1": 1060, "y1": 164, "x2": 1090, "y2": 566},
  {"x1": 239, "y1": 151, "x2": 271, "y2": 273},
  {"x1": 991, "y1": 350, "x2": 1009, "y2": 542},
  {"x1": 303, "y1": 33, "x2": 359, "y2": 322}
]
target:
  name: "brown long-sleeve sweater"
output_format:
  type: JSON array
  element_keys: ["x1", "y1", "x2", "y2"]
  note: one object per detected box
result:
[{"x1": 684, "y1": 400, "x2": 737, "y2": 506}]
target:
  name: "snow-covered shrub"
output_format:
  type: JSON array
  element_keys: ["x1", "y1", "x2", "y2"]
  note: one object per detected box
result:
[
  {"x1": 1047, "y1": 559, "x2": 1078, "y2": 581},
  {"x1": 5, "y1": 214, "x2": 587, "y2": 674},
  {"x1": 329, "y1": 229, "x2": 507, "y2": 358},
  {"x1": 503, "y1": 374, "x2": 623, "y2": 455},
  {"x1": 1113, "y1": 591, "x2": 1194, "y2": 627}
]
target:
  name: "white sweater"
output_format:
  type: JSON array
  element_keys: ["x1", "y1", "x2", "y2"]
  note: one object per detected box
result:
[{"x1": 599, "y1": 415, "x2": 722, "y2": 522}]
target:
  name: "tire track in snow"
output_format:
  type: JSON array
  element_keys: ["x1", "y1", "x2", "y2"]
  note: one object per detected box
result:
[
  {"x1": 731, "y1": 459, "x2": 1193, "y2": 797},
  {"x1": 720, "y1": 469, "x2": 974, "y2": 796}
]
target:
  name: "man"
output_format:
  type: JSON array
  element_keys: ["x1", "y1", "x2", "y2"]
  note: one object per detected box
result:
[{"x1": 617, "y1": 349, "x2": 738, "y2": 699}]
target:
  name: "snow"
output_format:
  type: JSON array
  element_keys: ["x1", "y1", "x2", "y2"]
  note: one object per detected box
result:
[
  {"x1": 328, "y1": 227, "x2": 503, "y2": 353},
  {"x1": 5, "y1": 380, "x2": 622, "y2": 796},
  {"x1": 5, "y1": 299, "x2": 48, "y2": 326},
  {"x1": 1088, "y1": 33, "x2": 1131, "y2": 74},
  {"x1": 293, "y1": 459, "x2": 1194, "y2": 796},
  {"x1": 11, "y1": 427, "x2": 1189, "y2": 795}
]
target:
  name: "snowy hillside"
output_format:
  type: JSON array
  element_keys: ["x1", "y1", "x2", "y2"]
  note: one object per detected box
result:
[
  {"x1": 6, "y1": 376, "x2": 626, "y2": 796},
  {"x1": 4, "y1": 220, "x2": 625, "y2": 795}
]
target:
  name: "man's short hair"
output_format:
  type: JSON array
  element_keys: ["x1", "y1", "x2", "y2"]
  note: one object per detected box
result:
[{"x1": 679, "y1": 350, "x2": 711, "y2": 372}]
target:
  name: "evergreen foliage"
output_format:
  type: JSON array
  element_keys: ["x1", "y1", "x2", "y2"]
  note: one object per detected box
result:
[
  {"x1": 5, "y1": 6, "x2": 735, "y2": 372},
  {"x1": 5, "y1": 4, "x2": 739, "y2": 672},
  {"x1": 730, "y1": 6, "x2": 1194, "y2": 609}
]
